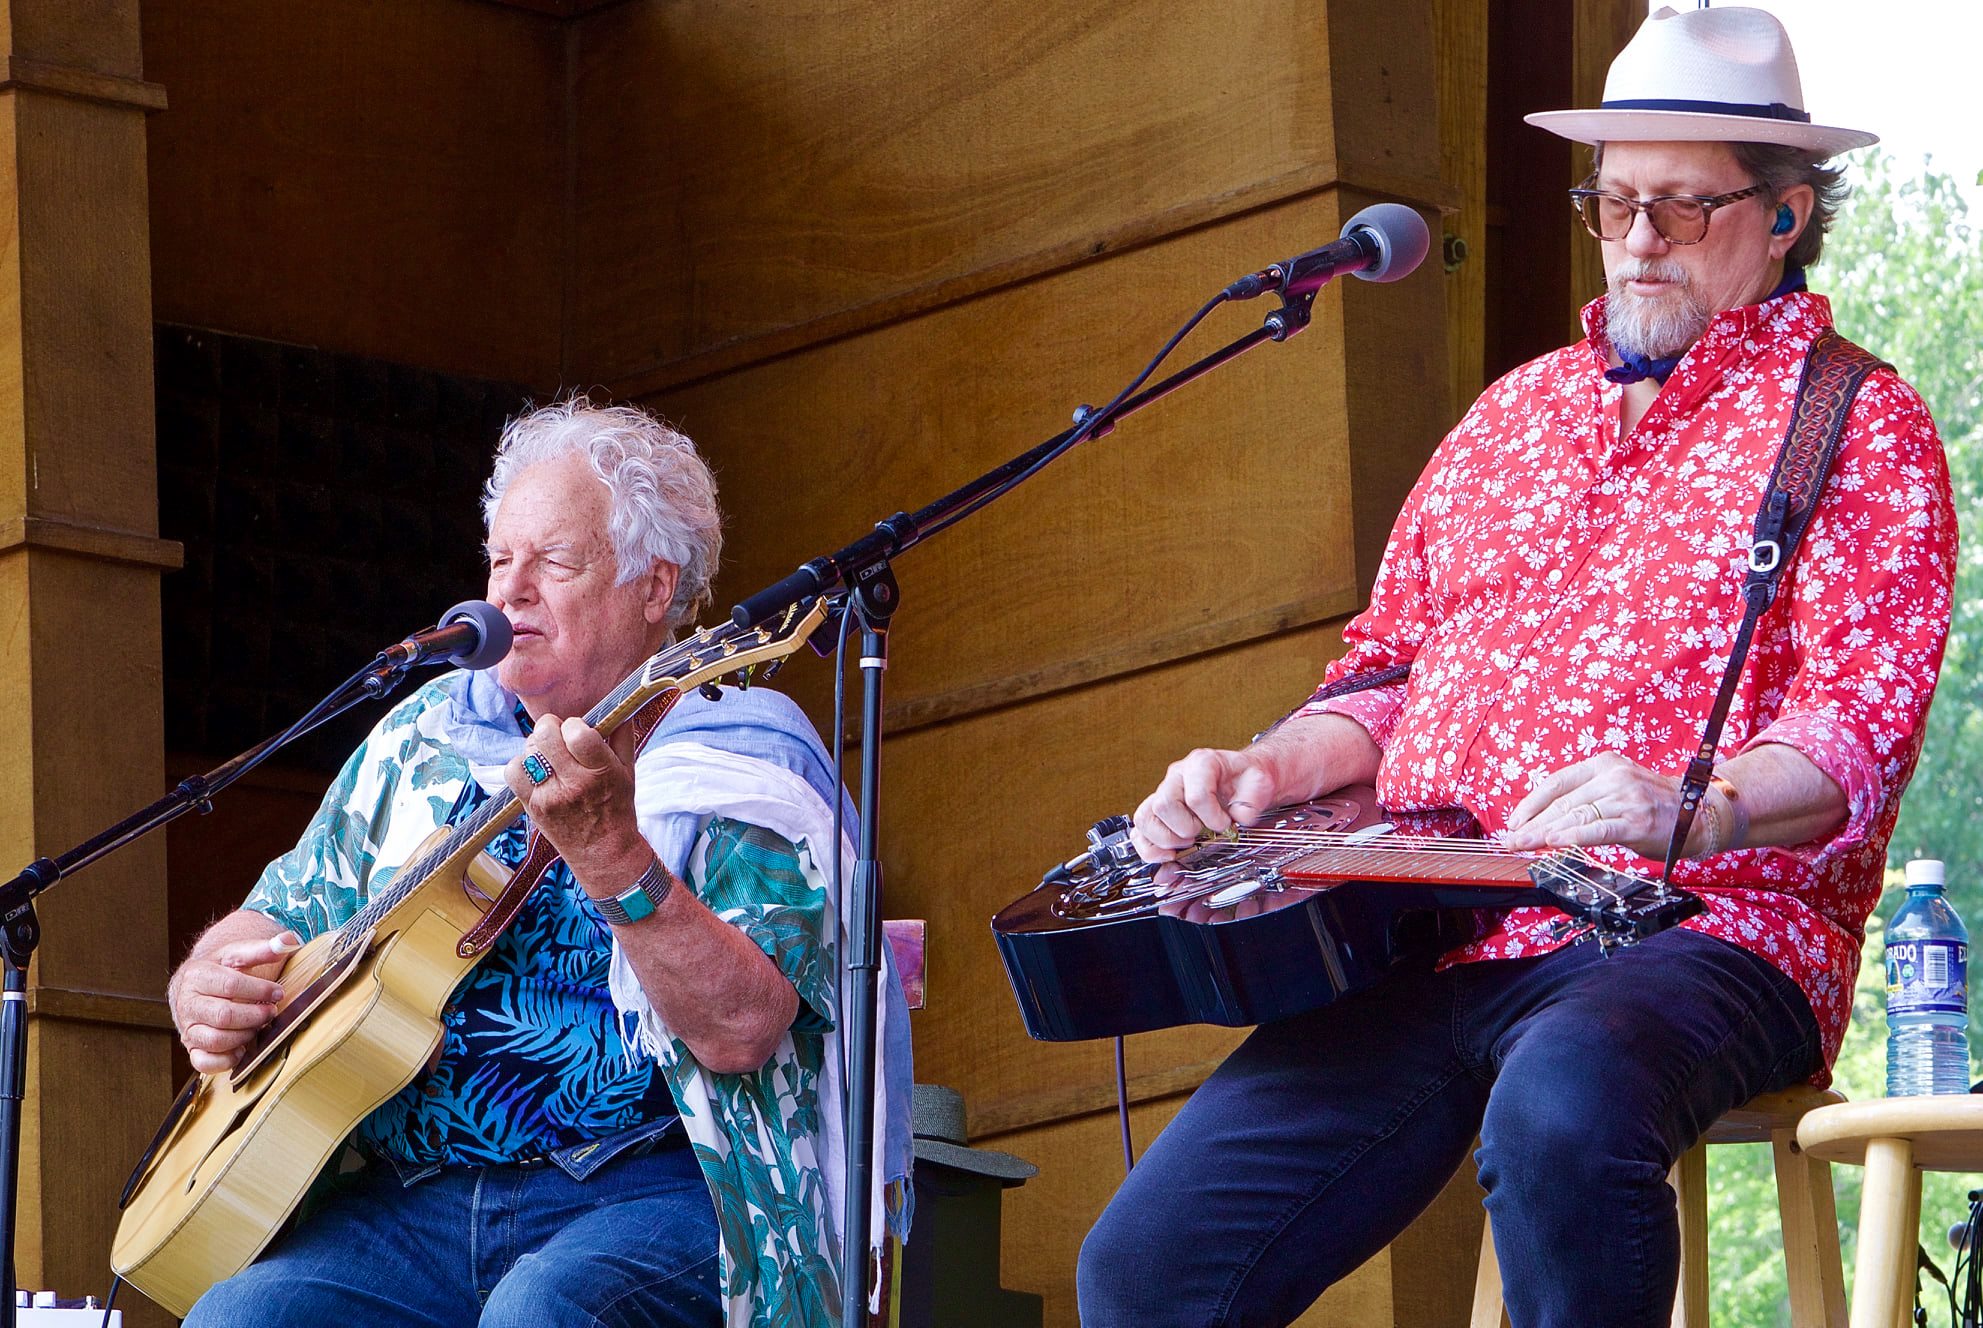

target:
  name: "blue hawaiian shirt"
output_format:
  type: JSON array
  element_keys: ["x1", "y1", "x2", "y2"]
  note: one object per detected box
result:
[
  {"x1": 240, "y1": 674, "x2": 907, "y2": 1327},
  {"x1": 242, "y1": 698, "x2": 821, "y2": 1171}
]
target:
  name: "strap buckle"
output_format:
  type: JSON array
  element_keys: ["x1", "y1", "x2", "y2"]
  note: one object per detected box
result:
[{"x1": 1748, "y1": 539, "x2": 1782, "y2": 574}]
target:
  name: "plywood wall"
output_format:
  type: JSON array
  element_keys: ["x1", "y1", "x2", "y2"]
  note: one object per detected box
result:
[
  {"x1": 142, "y1": 0, "x2": 567, "y2": 387},
  {"x1": 119, "y1": 0, "x2": 1642, "y2": 1323},
  {"x1": 569, "y1": 2, "x2": 1465, "y2": 1322}
]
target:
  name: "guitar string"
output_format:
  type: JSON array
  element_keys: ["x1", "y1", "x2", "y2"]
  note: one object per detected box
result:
[
  {"x1": 326, "y1": 607, "x2": 810, "y2": 954},
  {"x1": 321, "y1": 621, "x2": 744, "y2": 965},
  {"x1": 1171, "y1": 828, "x2": 1637, "y2": 905}
]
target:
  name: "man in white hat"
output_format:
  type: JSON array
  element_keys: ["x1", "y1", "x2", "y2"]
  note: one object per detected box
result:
[{"x1": 1078, "y1": 9, "x2": 1956, "y2": 1326}]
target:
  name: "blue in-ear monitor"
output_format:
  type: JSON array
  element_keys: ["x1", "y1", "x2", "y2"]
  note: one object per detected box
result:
[{"x1": 1773, "y1": 205, "x2": 1795, "y2": 235}]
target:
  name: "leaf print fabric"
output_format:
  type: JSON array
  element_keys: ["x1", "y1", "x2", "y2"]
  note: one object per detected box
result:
[
  {"x1": 1298, "y1": 290, "x2": 1957, "y2": 1081},
  {"x1": 239, "y1": 678, "x2": 864, "y2": 1326},
  {"x1": 348, "y1": 783, "x2": 686, "y2": 1166}
]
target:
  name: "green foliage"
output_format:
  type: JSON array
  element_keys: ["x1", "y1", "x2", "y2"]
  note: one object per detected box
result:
[
  {"x1": 1825, "y1": 153, "x2": 1983, "y2": 870},
  {"x1": 1707, "y1": 154, "x2": 1983, "y2": 1327}
]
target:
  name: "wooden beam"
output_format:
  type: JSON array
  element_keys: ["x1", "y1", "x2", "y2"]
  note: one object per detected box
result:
[
  {"x1": 0, "y1": 56, "x2": 164, "y2": 112},
  {"x1": 1436, "y1": 0, "x2": 1489, "y2": 423},
  {"x1": 602, "y1": 161, "x2": 1459, "y2": 400},
  {"x1": 0, "y1": 516, "x2": 183, "y2": 571},
  {"x1": 1568, "y1": 1, "x2": 1645, "y2": 327},
  {"x1": 27, "y1": 986, "x2": 174, "y2": 1032},
  {"x1": 0, "y1": 3, "x2": 173, "y2": 1320},
  {"x1": 867, "y1": 590, "x2": 1360, "y2": 740},
  {"x1": 477, "y1": 0, "x2": 629, "y2": 16}
]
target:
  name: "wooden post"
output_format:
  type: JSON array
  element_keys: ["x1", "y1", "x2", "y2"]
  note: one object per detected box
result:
[
  {"x1": 1436, "y1": 0, "x2": 1489, "y2": 424},
  {"x1": 0, "y1": 3, "x2": 178, "y2": 1322},
  {"x1": 1567, "y1": 1, "x2": 1646, "y2": 326}
]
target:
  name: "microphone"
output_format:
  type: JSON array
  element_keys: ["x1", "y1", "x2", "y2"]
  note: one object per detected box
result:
[
  {"x1": 1225, "y1": 203, "x2": 1432, "y2": 300},
  {"x1": 378, "y1": 600, "x2": 513, "y2": 671}
]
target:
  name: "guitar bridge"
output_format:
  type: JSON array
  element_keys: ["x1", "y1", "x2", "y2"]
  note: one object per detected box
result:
[{"x1": 1529, "y1": 857, "x2": 1705, "y2": 948}]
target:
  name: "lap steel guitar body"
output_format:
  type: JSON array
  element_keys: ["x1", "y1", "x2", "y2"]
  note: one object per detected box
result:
[
  {"x1": 111, "y1": 599, "x2": 828, "y2": 1317},
  {"x1": 992, "y1": 786, "x2": 1703, "y2": 1043}
]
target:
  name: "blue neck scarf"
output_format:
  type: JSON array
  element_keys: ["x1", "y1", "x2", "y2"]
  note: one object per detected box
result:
[{"x1": 1605, "y1": 266, "x2": 1807, "y2": 387}]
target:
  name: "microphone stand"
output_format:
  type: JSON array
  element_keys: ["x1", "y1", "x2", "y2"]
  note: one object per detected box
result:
[
  {"x1": 0, "y1": 648, "x2": 433, "y2": 1327},
  {"x1": 730, "y1": 284, "x2": 1324, "y2": 1328}
]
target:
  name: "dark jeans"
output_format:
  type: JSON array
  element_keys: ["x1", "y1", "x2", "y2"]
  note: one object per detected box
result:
[
  {"x1": 1076, "y1": 928, "x2": 1823, "y2": 1328},
  {"x1": 182, "y1": 1138, "x2": 720, "y2": 1328}
]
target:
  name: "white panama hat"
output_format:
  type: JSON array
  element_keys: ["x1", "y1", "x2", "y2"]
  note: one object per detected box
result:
[{"x1": 1525, "y1": 6, "x2": 1878, "y2": 157}]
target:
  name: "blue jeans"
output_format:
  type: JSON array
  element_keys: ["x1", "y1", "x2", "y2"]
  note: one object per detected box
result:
[
  {"x1": 182, "y1": 1133, "x2": 720, "y2": 1328},
  {"x1": 1076, "y1": 928, "x2": 1822, "y2": 1328}
]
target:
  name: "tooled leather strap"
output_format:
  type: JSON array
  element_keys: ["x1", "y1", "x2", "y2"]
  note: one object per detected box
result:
[
  {"x1": 1657, "y1": 328, "x2": 1889, "y2": 880},
  {"x1": 456, "y1": 687, "x2": 687, "y2": 958}
]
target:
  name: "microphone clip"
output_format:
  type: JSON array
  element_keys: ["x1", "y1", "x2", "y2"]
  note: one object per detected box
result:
[{"x1": 1263, "y1": 288, "x2": 1318, "y2": 343}]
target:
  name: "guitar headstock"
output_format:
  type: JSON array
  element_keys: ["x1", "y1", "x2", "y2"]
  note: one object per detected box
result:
[
  {"x1": 587, "y1": 597, "x2": 832, "y2": 733},
  {"x1": 1529, "y1": 855, "x2": 1705, "y2": 950},
  {"x1": 649, "y1": 596, "x2": 832, "y2": 693}
]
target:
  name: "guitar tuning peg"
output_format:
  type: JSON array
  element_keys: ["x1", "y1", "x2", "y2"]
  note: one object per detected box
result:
[
  {"x1": 759, "y1": 659, "x2": 785, "y2": 682},
  {"x1": 1545, "y1": 917, "x2": 1589, "y2": 944},
  {"x1": 698, "y1": 682, "x2": 722, "y2": 702}
]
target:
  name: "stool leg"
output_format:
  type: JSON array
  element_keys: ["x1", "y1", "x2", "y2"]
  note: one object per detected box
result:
[
  {"x1": 1670, "y1": 1144, "x2": 1710, "y2": 1328},
  {"x1": 1470, "y1": 1213, "x2": 1512, "y2": 1328},
  {"x1": 1849, "y1": 1137, "x2": 1917, "y2": 1328},
  {"x1": 1893, "y1": 1176, "x2": 1922, "y2": 1328},
  {"x1": 1774, "y1": 1130, "x2": 1847, "y2": 1328}
]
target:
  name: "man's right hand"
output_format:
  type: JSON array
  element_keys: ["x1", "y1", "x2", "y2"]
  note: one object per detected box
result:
[
  {"x1": 1128, "y1": 714, "x2": 1387, "y2": 864},
  {"x1": 1131, "y1": 748, "x2": 1283, "y2": 863},
  {"x1": 167, "y1": 929, "x2": 299, "y2": 1073}
]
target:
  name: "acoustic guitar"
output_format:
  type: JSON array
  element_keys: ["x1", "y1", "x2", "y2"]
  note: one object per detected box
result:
[
  {"x1": 111, "y1": 599, "x2": 829, "y2": 1316},
  {"x1": 993, "y1": 786, "x2": 1704, "y2": 1042}
]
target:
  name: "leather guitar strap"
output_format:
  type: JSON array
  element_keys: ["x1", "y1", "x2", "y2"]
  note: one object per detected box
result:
[
  {"x1": 456, "y1": 687, "x2": 686, "y2": 958},
  {"x1": 1655, "y1": 328, "x2": 1890, "y2": 881}
]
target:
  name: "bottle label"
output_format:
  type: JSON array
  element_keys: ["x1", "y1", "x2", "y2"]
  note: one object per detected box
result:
[{"x1": 1887, "y1": 939, "x2": 1969, "y2": 1016}]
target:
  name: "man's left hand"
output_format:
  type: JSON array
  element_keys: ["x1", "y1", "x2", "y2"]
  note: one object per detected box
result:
[
  {"x1": 505, "y1": 716, "x2": 652, "y2": 886},
  {"x1": 1503, "y1": 752, "x2": 1682, "y2": 858}
]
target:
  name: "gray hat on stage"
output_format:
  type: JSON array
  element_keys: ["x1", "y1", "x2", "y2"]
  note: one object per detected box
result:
[
  {"x1": 1526, "y1": 6, "x2": 1878, "y2": 157},
  {"x1": 912, "y1": 1084, "x2": 1038, "y2": 1185}
]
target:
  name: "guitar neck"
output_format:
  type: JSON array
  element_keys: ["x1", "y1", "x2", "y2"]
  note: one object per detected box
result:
[
  {"x1": 325, "y1": 598, "x2": 830, "y2": 963},
  {"x1": 1282, "y1": 840, "x2": 1538, "y2": 887}
]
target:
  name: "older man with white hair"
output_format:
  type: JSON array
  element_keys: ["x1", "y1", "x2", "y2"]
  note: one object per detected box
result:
[
  {"x1": 1079, "y1": 9, "x2": 1956, "y2": 1326},
  {"x1": 168, "y1": 400, "x2": 908, "y2": 1328}
]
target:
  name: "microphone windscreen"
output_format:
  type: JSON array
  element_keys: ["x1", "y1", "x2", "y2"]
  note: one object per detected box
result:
[
  {"x1": 1342, "y1": 203, "x2": 1431, "y2": 284},
  {"x1": 440, "y1": 599, "x2": 514, "y2": 670}
]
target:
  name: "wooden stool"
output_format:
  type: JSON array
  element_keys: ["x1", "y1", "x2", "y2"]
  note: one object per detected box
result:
[
  {"x1": 1472, "y1": 1086, "x2": 1848, "y2": 1327},
  {"x1": 1797, "y1": 1096, "x2": 1983, "y2": 1328}
]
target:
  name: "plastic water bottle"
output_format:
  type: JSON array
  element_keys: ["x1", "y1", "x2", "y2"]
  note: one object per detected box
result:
[{"x1": 1885, "y1": 859, "x2": 1972, "y2": 1097}]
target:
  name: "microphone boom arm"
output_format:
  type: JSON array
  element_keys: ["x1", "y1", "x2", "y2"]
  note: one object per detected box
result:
[{"x1": 0, "y1": 651, "x2": 431, "y2": 929}]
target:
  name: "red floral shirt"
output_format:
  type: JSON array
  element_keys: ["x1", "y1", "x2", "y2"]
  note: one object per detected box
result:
[{"x1": 1301, "y1": 290, "x2": 1956, "y2": 1077}]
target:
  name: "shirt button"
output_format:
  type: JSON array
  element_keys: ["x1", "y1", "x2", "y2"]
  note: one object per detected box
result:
[{"x1": 422, "y1": 1081, "x2": 444, "y2": 1098}]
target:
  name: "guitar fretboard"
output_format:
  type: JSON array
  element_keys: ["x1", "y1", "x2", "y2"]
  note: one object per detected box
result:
[
  {"x1": 1212, "y1": 826, "x2": 1591, "y2": 890},
  {"x1": 322, "y1": 625, "x2": 731, "y2": 964},
  {"x1": 1283, "y1": 842, "x2": 1536, "y2": 885}
]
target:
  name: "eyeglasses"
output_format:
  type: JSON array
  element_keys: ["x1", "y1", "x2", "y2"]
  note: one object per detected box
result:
[{"x1": 1567, "y1": 183, "x2": 1770, "y2": 245}]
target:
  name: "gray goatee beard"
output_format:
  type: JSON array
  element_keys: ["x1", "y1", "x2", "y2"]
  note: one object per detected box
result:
[{"x1": 1606, "y1": 258, "x2": 1711, "y2": 361}]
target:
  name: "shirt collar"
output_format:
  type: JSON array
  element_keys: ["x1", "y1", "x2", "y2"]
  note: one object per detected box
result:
[{"x1": 1583, "y1": 278, "x2": 1830, "y2": 399}]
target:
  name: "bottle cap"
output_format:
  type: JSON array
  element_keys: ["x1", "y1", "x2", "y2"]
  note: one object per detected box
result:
[{"x1": 1906, "y1": 859, "x2": 1947, "y2": 887}]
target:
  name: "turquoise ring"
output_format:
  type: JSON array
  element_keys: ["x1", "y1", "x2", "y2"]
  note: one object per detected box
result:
[{"x1": 521, "y1": 752, "x2": 554, "y2": 786}]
